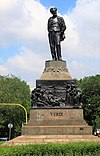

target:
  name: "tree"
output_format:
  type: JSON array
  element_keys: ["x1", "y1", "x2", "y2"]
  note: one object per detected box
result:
[
  {"x1": 0, "y1": 74, "x2": 30, "y2": 138},
  {"x1": 77, "y1": 75, "x2": 100, "y2": 130}
]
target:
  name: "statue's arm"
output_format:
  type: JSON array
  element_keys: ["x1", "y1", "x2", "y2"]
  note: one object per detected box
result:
[
  {"x1": 58, "y1": 16, "x2": 66, "y2": 33},
  {"x1": 61, "y1": 17, "x2": 66, "y2": 32},
  {"x1": 47, "y1": 18, "x2": 50, "y2": 32}
]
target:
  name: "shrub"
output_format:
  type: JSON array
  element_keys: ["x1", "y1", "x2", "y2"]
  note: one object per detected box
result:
[{"x1": 0, "y1": 142, "x2": 100, "y2": 156}]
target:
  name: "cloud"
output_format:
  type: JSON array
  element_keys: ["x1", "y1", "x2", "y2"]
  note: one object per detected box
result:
[
  {"x1": 0, "y1": 65, "x2": 10, "y2": 75},
  {"x1": 0, "y1": 0, "x2": 49, "y2": 48},
  {"x1": 0, "y1": 0, "x2": 18, "y2": 11},
  {"x1": 6, "y1": 47, "x2": 47, "y2": 87},
  {"x1": 64, "y1": 0, "x2": 100, "y2": 58},
  {"x1": 0, "y1": 0, "x2": 99, "y2": 88},
  {"x1": 68, "y1": 59, "x2": 100, "y2": 79},
  {"x1": 7, "y1": 47, "x2": 45, "y2": 73}
]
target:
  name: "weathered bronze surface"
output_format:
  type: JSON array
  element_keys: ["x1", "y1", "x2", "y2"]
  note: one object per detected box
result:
[
  {"x1": 48, "y1": 7, "x2": 66, "y2": 60},
  {"x1": 31, "y1": 80, "x2": 83, "y2": 108}
]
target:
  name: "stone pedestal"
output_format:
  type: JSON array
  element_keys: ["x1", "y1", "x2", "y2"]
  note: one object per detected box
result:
[
  {"x1": 22, "y1": 60, "x2": 92, "y2": 137},
  {"x1": 22, "y1": 108, "x2": 92, "y2": 135},
  {"x1": 40, "y1": 60, "x2": 72, "y2": 80}
]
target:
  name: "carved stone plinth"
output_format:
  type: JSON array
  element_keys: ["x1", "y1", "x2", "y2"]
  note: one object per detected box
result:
[
  {"x1": 40, "y1": 60, "x2": 72, "y2": 80},
  {"x1": 22, "y1": 108, "x2": 92, "y2": 135}
]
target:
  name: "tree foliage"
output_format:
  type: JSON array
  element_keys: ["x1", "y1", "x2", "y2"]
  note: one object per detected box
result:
[
  {"x1": 0, "y1": 75, "x2": 30, "y2": 138},
  {"x1": 77, "y1": 74, "x2": 100, "y2": 130},
  {"x1": 0, "y1": 75, "x2": 30, "y2": 107}
]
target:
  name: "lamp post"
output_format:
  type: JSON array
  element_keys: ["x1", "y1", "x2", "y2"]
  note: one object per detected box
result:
[{"x1": 8, "y1": 123, "x2": 13, "y2": 140}]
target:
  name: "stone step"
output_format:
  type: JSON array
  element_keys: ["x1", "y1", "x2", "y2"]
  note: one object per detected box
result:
[
  {"x1": 27, "y1": 119, "x2": 86, "y2": 126},
  {"x1": 3, "y1": 135, "x2": 100, "y2": 146},
  {"x1": 22, "y1": 125, "x2": 92, "y2": 135},
  {"x1": 24, "y1": 125, "x2": 90, "y2": 127}
]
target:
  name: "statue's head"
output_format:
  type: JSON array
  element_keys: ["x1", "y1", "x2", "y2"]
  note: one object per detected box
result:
[{"x1": 50, "y1": 7, "x2": 57, "y2": 16}]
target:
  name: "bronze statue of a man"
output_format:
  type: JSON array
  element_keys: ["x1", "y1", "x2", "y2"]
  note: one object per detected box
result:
[{"x1": 48, "y1": 7, "x2": 66, "y2": 60}]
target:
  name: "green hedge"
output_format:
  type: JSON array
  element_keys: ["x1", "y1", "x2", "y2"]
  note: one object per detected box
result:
[{"x1": 0, "y1": 142, "x2": 100, "y2": 156}]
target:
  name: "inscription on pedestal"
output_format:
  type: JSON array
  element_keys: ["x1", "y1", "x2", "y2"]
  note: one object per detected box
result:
[
  {"x1": 50, "y1": 112, "x2": 63, "y2": 116},
  {"x1": 30, "y1": 109, "x2": 84, "y2": 121}
]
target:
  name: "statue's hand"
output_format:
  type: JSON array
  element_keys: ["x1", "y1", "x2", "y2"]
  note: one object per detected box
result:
[{"x1": 60, "y1": 32, "x2": 66, "y2": 41}]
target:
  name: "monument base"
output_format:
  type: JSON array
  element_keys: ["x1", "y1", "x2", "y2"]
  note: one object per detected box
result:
[
  {"x1": 22, "y1": 108, "x2": 92, "y2": 135},
  {"x1": 22, "y1": 60, "x2": 92, "y2": 138},
  {"x1": 4, "y1": 135, "x2": 100, "y2": 145}
]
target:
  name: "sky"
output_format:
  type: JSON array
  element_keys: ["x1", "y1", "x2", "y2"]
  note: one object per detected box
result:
[{"x1": 0, "y1": 0, "x2": 100, "y2": 89}]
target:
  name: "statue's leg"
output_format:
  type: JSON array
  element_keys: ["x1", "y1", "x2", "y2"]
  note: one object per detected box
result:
[
  {"x1": 51, "y1": 45, "x2": 57, "y2": 60},
  {"x1": 55, "y1": 32, "x2": 62, "y2": 60},
  {"x1": 56, "y1": 44, "x2": 62, "y2": 60},
  {"x1": 49, "y1": 32, "x2": 57, "y2": 60}
]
